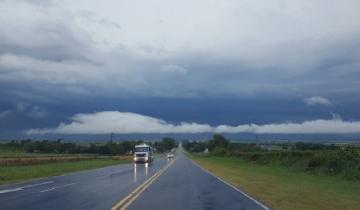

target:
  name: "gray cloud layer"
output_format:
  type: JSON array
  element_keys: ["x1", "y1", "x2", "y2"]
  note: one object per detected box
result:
[{"x1": 1, "y1": 0, "x2": 360, "y2": 101}]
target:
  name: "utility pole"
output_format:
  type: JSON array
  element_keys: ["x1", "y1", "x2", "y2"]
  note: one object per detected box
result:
[{"x1": 110, "y1": 132, "x2": 114, "y2": 143}]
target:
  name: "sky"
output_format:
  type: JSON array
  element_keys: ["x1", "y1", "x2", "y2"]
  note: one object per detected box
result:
[{"x1": 1, "y1": 0, "x2": 360, "y2": 140}]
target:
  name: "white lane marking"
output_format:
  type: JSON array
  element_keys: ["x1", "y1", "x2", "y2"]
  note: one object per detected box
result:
[
  {"x1": 40, "y1": 182, "x2": 77, "y2": 193},
  {"x1": 0, "y1": 188, "x2": 23, "y2": 194},
  {"x1": 189, "y1": 159, "x2": 272, "y2": 210},
  {"x1": 23, "y1": 181, "x2": 54, "y2": 189},
  {"x1": 0, "y1": 181, "x2": 54, "y2": 194}
]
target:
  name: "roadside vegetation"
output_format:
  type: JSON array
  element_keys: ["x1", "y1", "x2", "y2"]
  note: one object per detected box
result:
[
  {"x1": 184, "y1": 134, "x2": 360, "y2": 210},
  {"x1": 0, "y1": 137, "x2": 176, "y2": 156},
  {"x1": 0, "y1": 157, "x2": 131, "y2": 185},
  {"x1": 191, "y1": 155, "x2": 360, "y2": 210},
  {"x1": 0, "y1": 138, "x2": 176, "y2": 185},
  {"x1": 183, "y1": 134, "x2": 360, "y2": 181}
]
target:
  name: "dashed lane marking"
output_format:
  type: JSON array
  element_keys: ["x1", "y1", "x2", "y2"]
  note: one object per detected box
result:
[
  {"x1": 40, "y1": 182, "x2": 77, "y2": 193},
  {"x1": 0, "y1": 181, "x2": 54, "y2": 194}
]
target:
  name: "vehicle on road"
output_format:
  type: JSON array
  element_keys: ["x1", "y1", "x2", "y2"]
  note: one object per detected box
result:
[
  {"x1": 133, "y1": 144, "x2": 153, "y2": 163},
  {"x1": 167, "y1": 153, "x2": 174, "y2": 159}
]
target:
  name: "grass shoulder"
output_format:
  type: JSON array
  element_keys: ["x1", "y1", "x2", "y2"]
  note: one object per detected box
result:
[
  {"x1": 189, "y1": 153, "x2": 360, "y2": 210},
  {"x1": 0, "y1": 156, "x2": 131, "y2": 185}
]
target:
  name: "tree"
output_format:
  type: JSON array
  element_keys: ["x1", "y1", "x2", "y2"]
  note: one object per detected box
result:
[
  {"x1": 208, "y1": 134, "x2": 229, "y2": 151},
  {"x1": 162, "y1": 137, "x2": 176, "y2": 152}
]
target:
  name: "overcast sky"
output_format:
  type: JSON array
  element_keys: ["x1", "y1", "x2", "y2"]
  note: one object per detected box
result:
[{"x1": 1, "y1": 0, "x2": 360, "y2": 139}]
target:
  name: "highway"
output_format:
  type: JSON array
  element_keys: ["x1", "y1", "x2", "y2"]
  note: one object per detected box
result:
[{"x1": 0, "y1": 151, "x2": 270, "y2": 210}]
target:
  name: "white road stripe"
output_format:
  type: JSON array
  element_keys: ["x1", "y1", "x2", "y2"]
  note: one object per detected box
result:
[
  {"x1": 40, "y1": 182, "x2": 77, "y2": 193},
  {"x1": 0, "y1": 188, "x2": 23, "y2": 194},
  {"x1": 40, "y1": 187, "x2": 56, "y2": 193},
  {"x1": 189, "y1": 159, "x2": 272, "y2": 210},
  {"x1": 23, "y1": 181, "x2": 54, "y2": 189},
  {"x1": 0, "y1": 181, "x2": 54, "y2": 194}
]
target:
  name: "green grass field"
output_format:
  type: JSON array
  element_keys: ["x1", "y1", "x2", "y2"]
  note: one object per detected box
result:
[
  {"x1": 0, "y1": 158, "x2": 131, "y2": 185},
  {"x1": 0, "y1": 148, "x2": 83, "y2": 158},
  {"x1": 0, "y1": 148, "x2": 41, "y2": 157},
  {"x1": 190, "y1": 155, "x2": 360, "y2": 210}
]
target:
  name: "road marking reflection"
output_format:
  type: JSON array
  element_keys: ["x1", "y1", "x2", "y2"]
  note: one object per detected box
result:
[{"x1": 112, "y1": 158, "x2": 175, "y2": 210}]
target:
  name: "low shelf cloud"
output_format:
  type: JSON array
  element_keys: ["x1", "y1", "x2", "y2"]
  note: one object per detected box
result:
[
  {"x1": 26, "y1": 111, "x2": 213, "y2": 135},
  {"x1": 26, "y1": 111, "x2": 360, "y2": 135}
]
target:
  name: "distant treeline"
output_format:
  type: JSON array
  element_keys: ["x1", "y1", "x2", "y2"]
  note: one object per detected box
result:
[
  {"x1": 0, "y1": 138, "x2": 177, "y2": 155},
  {"x1": 184, "y1": 134, "x2": 360, "y2": 181},
  {"x1": 183, "y1": 135, "x2": 340, "y2": 153}
]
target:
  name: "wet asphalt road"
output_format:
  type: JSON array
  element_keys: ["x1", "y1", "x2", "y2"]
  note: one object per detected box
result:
[
  {"x1": 0, "y1": 158, "x2": 168, "y2": 210},
  {"x1": 127, "y1": 152, "x2": 268, "y2": 210},
  {"x1": 0, "y1": 151, "x2": 269, "y2": 210}
]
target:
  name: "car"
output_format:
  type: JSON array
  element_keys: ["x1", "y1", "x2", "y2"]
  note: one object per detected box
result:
[{"x1": 167, "y1": 153, "x2": 174, "y2": 158}]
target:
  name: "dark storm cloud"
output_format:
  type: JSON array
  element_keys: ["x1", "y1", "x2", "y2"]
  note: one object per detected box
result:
[
  {"x1": 0, "y1": 4, "x2": 95, "y2": 63},
  {"x1": 1, "y1": 0, "x2": 360, "y2": 136},
  {"x1": 1, "y1": 0, "x2": 360, "y2": 99}
]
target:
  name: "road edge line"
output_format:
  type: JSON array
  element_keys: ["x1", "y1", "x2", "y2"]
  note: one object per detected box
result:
[{"x1": 188, "y1": 158, "x2": 272, "y2": 210}]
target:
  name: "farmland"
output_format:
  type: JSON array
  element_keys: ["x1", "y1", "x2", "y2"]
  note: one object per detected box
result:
[
  {"x1": 183, "y1": 135, "x2": 360, "y2": 181},
  {"x1": 0, "y1": 138, "x2": 177, "y2": 185},
  {"x1": 184, "y1": 134, "x2": 360, "y2": 210},
  {"x1": 190, "y1": 155, "x2": 360, "y2": 210},
  {"x1": 0, "y1": 158, "x2": 131, "y2": 185},
  {"x1": 0, "y1": 149, "x2": 132, "y2": 185}
]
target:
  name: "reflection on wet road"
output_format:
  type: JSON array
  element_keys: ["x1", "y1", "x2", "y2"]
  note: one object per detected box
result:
[
  {"x1": 0, "y1": 155, "x2": 169, "y2": 210},
  {"x1": 127, "y1": 151, "x2": 270, "y2": 210},
  {"x1": 133, "y1": 162, "x2": 149, "y2": 183}
]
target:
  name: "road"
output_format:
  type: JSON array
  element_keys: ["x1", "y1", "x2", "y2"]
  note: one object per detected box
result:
[{"x1": 0, "y1": 151, "x2": 270, "y2": 210}]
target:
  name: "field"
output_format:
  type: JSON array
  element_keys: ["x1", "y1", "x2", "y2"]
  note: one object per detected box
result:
[
  {"x1": 0, "y1": 148, "x2": 55, "y2": 157},
  {"x1": 0, "y1": 139, "x2": 177, "y2": 185},
  {"x1": 190, "y1": 155, "x2": 360, "y2": 210},
  {"x1": 0, "y1": 150, "x2": 132, "y2": 185}
]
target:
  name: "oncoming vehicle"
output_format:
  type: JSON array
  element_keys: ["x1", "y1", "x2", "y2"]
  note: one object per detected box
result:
[
  {"x1": 133, "y1": 144, "x2": 154, "y2": 163},
  {"x1": 167, "y1": 153, "x2": 174, "y2": 159}
]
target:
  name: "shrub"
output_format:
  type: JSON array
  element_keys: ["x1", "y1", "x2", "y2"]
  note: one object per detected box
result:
[
  {"x1": 325, "y1": 158, "x2": 346, "y2": 174},
  {"x1": 308, "y1": 155, "x2": 325, "y2": 169},
  {"x1": 211, "y1": 147, "x2": 228, "y2": 156},
  {"x1": 342, "y1": 167, "x2": 360, "y2": 181}
]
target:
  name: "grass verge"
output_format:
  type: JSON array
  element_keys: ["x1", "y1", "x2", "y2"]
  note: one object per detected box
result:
[
  {"x1": 0, "y1": 158, "x2": 131, "y2": 185},
  {"x1": 190, "y1": 154, "x2": 360, "y2": 210}
]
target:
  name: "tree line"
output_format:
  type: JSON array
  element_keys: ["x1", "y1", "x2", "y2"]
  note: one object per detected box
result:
[
  {"x1": 183, "y1": 134, "x2": 340, "y2": 154},
  {"x1": 183, "y1": 134, "x2": 360, "y2": 180},
  {"x1": 1, "y1": 138, "x2": 177, "y2": 155}
]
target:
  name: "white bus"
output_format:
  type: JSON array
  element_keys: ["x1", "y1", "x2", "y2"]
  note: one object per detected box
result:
[{"x1": 133, "y1": 144, "x2": 154, "y2": 163}]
